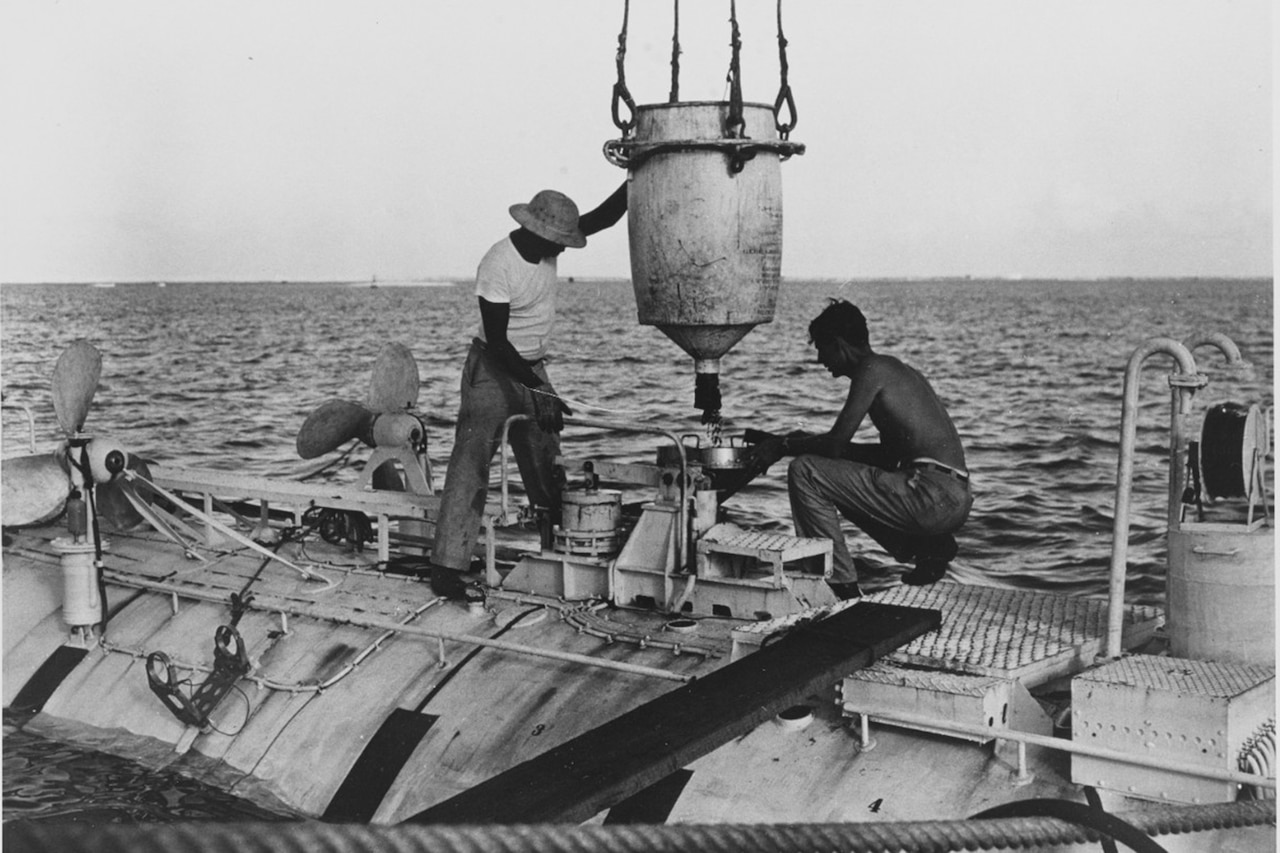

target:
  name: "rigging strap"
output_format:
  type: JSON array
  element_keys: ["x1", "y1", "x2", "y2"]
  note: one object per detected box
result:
[
  {"x1": 610, "y1": 0, "x2": 637, "y2": 134},
  {"x1": 724, "y1": 0, "x2": 745, "y2": 139},
  {"x1": 773, "y1": 0, "x2": 797, "y2": 139},
  {"x1": 669, "y1": 0, "x2": 681, "y2": 103}
]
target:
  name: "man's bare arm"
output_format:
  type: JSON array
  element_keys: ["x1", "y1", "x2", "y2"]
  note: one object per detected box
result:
[{"x1": 478, "y1": 297, "x2": 543, "y2": 388}]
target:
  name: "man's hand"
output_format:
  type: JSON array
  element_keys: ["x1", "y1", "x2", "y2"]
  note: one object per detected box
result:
[
  {"x1": 743, "y1": 435, "x2": 788, "y2": 474},
  {"x1": 530, "y1": 386, "x2": 572, "y2": 433}
]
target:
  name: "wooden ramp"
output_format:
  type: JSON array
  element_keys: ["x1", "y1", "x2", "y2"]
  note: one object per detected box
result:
[{"x1": 407, "y1": 601, "x2": 941, "y2": 825}]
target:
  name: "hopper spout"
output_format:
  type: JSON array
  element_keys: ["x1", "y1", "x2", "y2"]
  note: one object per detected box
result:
[
  {"x1": 654, "y1": 325, "x2": 755, "y2": 421},
  {"x1": 654, "y1": 324, "x2": 757, "y2": 363},
  {"x1": 694, "y1": 360, "x2": 721, "y2": 422}
]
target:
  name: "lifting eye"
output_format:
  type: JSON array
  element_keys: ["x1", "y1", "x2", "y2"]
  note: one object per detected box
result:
[
  {"x1": 215, "y1": 625, "x2": 240, "y2": 657},
  {"x1": 146, "y1": 651, "x2": 175, "y2": 688}
]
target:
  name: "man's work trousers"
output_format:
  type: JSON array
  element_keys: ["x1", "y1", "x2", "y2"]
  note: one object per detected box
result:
[
  {"x1": 431, "y1": 339, "x2": 562, "y2": 571},
  {"x1": 788, "y1": 447, "x2": 972, "y2": 584}
]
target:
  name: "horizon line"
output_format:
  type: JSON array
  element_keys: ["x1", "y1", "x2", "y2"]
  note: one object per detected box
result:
[{"x1": 2, "y1": 274, "x2": 1273, "y2": 287}]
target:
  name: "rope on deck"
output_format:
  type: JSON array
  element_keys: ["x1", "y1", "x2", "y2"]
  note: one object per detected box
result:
[{"x1": 5, "y1": 800, "x2": 1273, "y2": 853}]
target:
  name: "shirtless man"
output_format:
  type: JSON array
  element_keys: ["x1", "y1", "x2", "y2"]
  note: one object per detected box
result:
[{"x1": 747, "y1": 300, "x2": 972, "y2": 599}]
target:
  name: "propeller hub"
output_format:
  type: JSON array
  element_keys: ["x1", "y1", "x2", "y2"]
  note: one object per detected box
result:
[
  {"x1": 370, "y1": 412, "x2": 423, "y2": 448},
  {"x1": 87, "y1": 438, "x2": 129, "y2": 484}
]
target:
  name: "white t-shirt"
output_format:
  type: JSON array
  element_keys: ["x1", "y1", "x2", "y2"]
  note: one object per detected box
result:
[{"x1": 474, "y1": 236, "x2": 558, "y2": 361}]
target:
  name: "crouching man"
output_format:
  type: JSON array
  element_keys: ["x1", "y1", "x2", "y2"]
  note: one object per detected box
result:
[{"x1": 746, "y1": 299, "x2": 972, "y2": 600}]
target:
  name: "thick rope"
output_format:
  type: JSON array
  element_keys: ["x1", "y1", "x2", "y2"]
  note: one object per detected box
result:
[{"x1": 5, "y1": 801, "x2": 1273, "y2": 853}]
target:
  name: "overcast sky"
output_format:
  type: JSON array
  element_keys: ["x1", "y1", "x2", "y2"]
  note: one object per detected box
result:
[{"x1": 1, "y1": 0, "x2": 1272, "y2": 283}]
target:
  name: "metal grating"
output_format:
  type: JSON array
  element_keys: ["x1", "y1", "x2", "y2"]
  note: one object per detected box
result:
[
  {"x1": 864, "y1": 582, "x2": 1162, "y2": 683},
  {"x1": 699, "y1": 529, "x2": 831, "y2": 558},
  {"x1": 1076, "y1": 654, "x2": 1275, "y2": 699},
  {"x1": 850, "y1": 661, "x2": 1009, "y2": 697}
]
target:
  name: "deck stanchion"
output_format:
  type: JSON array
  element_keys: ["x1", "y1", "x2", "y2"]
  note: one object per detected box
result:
[{"x1": 1105, "y1": 339, "x2": 1199, "y2": 660}]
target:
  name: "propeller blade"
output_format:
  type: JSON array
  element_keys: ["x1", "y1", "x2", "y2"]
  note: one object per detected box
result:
[
  {"x1": 367, "y1": 343, "x2": 420, "y2": 413},
  {"x1": 52, "y1": 340, "x2": 102, "y2": 435},
  {"x1": 1, "y1": 453, "x2": 71, "y2": 527},
  {"x1": 296, "y1": 399, "x2": 374, "y2": 459}
]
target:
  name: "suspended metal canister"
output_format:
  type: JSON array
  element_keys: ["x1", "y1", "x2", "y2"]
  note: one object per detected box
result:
[
  {"x1": 615, "y1": 102, "x2": 795, "y2": 419},
  {"x1": 604, "y1": 1, "x2": 804, "y2": 421}
]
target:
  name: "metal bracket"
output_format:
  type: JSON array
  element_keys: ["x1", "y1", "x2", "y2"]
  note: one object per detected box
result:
[{"x1": 146, "y1": 624, "x2": 251, "y2": 730}]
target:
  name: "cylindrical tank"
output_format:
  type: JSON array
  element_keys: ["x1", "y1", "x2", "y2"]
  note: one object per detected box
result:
[
  {"x1": 1166, "y1": 526, "x2": 1274, "y2": 665},
  {"x1": 555, "y1": 489, "x2": 623, "y2": 557},
  {"x1": 1165, "y1": 400, "x2": 1273, "y2": 665},
  {"x1": 51, "y1": 537, "x2": 102, "y2": 627},
  {"x1": 624, "y1": 101, "x2": 787, "y2": 414}
]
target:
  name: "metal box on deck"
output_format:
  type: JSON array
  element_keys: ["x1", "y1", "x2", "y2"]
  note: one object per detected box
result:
[
  {"x1": 1071, "y1": 654, "x2": 1275, "y2": 804},
  {"x1": 840, "y1": 662, "x2": 1017, "y2": 743}
]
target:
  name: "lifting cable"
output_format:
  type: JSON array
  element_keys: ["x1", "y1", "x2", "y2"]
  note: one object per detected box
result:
[
  {"x1": 724, "y1": 0, "x2": 745, "y2": 139},
  {"x1": 604, "y1": 0, "x2": 804, "y2": 173},
  {"x1": 773, "y1": 0, "x2": 797, "y2": 139},
  {"x1": 668, "y1": 0, "x2": 680, "y2": 103},
  {"x1": 610, "y1": 0, "x2": 637, "y2": 135},
  {"x1": 611, "y1": 0, "x2": 797, "y2": 140}
]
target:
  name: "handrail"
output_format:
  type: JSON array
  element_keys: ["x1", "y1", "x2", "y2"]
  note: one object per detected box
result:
[
  {"x1": 1182, "y1": 331, "x2": 1246, "y2": 367},
  {"x1": 856, "y1": 709, "x2": 1275, "y2": 790},
  {"x1": 1, "y1": 401, "x2": 38, "y2": 453},
  {"x1": 1105, "y1": 338, "x2": 1200, "y2": 660},
  {"x1": 102, "y1": 569, "x2": 693, "y2": 683}
]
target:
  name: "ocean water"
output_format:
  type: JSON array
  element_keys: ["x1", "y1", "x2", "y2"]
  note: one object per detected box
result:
[{"x1": 1, "y1": 276, "x2": 1273, "y2": 822}]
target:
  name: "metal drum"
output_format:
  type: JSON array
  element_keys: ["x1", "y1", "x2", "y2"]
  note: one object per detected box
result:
[
  {"x1": 1166, "y1": 400, "x2": 1273, "y2": 665},
  {"x1": 625, "y1": 101, "x2": 784, "y2": 379},
  {"x1": 1166, "y1": 526, "x2": 1274, "y2": 665},
  {"x1": 554, "y1": 489, "x2": 623, "y2": 557}
]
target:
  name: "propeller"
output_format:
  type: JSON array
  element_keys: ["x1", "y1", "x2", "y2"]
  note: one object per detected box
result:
[
  {"x1": 296, "y1": 343, "x2": 424, "y2": 490},
  {"x1": 1, "y1": 454, "x2": 70, "y2": 527},
  {"x1": 1, "y1": 340, "x2": 146, "y2": 530},
  {"x1": 52, "y1": 340, "x2": 102, "y2": 435}
]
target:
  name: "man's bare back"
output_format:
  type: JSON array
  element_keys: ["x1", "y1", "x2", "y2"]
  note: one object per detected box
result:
[{"x1": 856, "y1": 353, "x2": 966, "y2": 471}]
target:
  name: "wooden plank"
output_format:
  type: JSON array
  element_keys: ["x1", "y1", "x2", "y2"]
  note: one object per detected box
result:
[
  {"x1": 375, "y1": 610, "x2": 714, "y2": 823},
  {"x1": 407, "y1": 601, "x2": 941, "y2": 825}
]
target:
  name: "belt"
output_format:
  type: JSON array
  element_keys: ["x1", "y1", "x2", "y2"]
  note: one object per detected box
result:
[
  {"x1": 472, "y1": 337, "x2": 546, "y2": 368},
  {"x1": 908, "y1": 459, "x2": 970, "y2": 482}
]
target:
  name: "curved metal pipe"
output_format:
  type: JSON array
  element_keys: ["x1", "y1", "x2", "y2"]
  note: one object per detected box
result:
[
  {"x1": 1, "y1": 401, "x2": 38, "y2": 452},
  {"x1": 1106, "y1": 338, "x2": 1199, "y2": 660},
  {"x1": 1182, "y1": 331, "x2": 1246, "y2": 367}
]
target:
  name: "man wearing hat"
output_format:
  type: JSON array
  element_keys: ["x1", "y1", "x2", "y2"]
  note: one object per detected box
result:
[{"x1": 429, "y1": 183, "x2": 627, "y2": 589}]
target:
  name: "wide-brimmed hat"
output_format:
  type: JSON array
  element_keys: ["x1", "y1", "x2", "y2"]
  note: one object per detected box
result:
[{"x1": 509, "y1": 190, "x2": 586, "y2": 248}]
